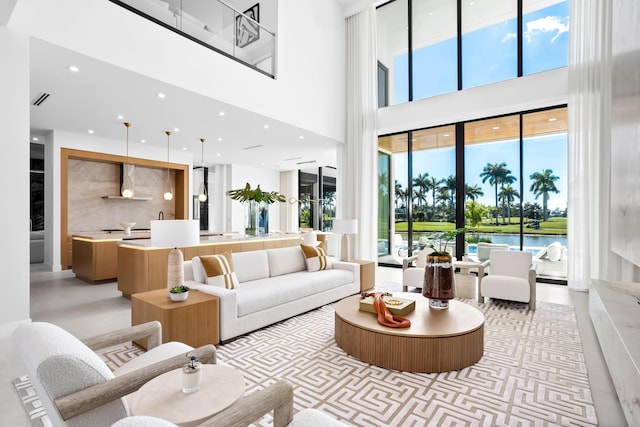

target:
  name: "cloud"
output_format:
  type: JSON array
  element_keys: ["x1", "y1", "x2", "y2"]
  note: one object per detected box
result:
[
  {"x1": 524, "y1": 15, "x2": 569, "y2": 43},
  {"x1": 502, "y1": 32, "x2": 517, "y2": 43}
]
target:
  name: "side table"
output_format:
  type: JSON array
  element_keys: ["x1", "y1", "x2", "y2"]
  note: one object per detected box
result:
[
  {"x1": 452, "y1": 260, "x2": 481, "y2": 300},
  {"x1": 128, "y1": 364, "x2": 245, "y2": 426},
  {"x1": 349, "y1": 259, "x2": 376, "y2": 292},
  {"x1": 131, "y1": 289, "x2": 219, "y2": 348}
]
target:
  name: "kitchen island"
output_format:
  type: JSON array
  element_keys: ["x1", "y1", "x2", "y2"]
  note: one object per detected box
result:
[
  {"x1": 72, "y1": 230, "x2": 151, "y2": 283},
  {"x1": 117, "y1": 234, "x2": 302, "y2": 298}
]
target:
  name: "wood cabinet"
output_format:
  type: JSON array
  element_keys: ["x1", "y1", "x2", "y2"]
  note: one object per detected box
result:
[
  {"x1": 72, "y1": 237, "x2": 119, "y2": 283},
  {"x1": 118, "y1": 236, "x2": 302, "y2": 298}
]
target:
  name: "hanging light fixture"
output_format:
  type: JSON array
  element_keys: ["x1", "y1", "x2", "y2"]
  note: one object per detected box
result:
[
  {"x1": 163, "y1": 131, "x2": 174, "y2": 201},
  {"x1": 198, "y1": 137, "x2": 207, "y2": 203},
  {"x1": 121, "y1": 122, "x2": 134, "y2": 198}
]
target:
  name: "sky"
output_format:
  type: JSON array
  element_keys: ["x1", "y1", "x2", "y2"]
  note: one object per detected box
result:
[{"x1": 389, "y1": 1, "x2": 569, "y2": 211}]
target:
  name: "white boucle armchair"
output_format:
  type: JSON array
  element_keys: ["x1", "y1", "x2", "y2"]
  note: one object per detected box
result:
[
  {"x1": 12, "y1": 321, "x2": 217, "y2": 427},
  {"x1": 478, "y1": 250, "x2": 537, "y2": 310}
]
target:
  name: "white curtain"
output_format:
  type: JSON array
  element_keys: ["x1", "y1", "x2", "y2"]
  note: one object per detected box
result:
[
  {"x1": 339, "y1": 7, "x2": 378, "y2": 261},
  {"x1": 567, "y1": 0, "x2": 614, "y2": 289}
]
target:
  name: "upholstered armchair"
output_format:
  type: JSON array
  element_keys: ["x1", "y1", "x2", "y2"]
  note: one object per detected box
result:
[
  {"x1": 402, "y1": 247, "x2": 434, "y2": 292},
  {"x1": 478, "y1": 250, "x2": 537, "y2": 310},
  {"x1": 12, "y1": 321, "x2": 217, "y2": 427}
]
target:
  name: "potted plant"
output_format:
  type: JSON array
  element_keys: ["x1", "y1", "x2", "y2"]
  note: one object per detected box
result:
[
  {"x1": 169, "y1": 285, "x2": 190, "y2": 302},
  {"x1": 227, "y1": 183, "x2": 286, "y2": 236},
  {"x1": 423, "y1": 228, "x2": 467, "y2": 310}
]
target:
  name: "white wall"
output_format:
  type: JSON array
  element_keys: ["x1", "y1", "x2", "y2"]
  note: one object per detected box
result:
[
  {"x1": 0, "y1": 27, "x2": 30, "y2": 324},
  {"x1": 378, "y1": 67, "x2": 568, "y2": 135},
  {"x1": 8, "y1": 0, "x2": 346, "y2": 144}
]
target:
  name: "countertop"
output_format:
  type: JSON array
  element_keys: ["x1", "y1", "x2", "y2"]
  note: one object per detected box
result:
[
  {"x1": 118, "y1": 233, "x2": 302, "y2": 248},
  {"x1": 72, "y1": 230, "x2": 244, "y2": 242}
]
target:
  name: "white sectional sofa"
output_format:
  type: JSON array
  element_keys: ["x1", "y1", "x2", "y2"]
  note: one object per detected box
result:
[{"x1": 183, "y1": 245, "x2": 361, "y2": 342}]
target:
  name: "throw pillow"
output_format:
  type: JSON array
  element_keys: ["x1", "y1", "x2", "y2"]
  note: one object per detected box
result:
[
  {"x1": 199, "y1": 251, "x2": 239, "y2": 289},
  {"x1": 301, "y1": 242, "x2": 331, "y2": 272}
]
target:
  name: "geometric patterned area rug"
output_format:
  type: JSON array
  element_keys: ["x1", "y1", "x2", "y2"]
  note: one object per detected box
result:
[
  {"x1": 13, "y1": 299, "x2": 598, "y2": 427},
  {"x1": 216, "y1": 299, "x2": 598, "y2": 427}
]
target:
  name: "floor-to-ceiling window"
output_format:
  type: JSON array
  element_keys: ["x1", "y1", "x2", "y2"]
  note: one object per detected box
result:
[
  {"x1": 379, "y1": 106, "x2": 568, "y2": 281},
  {"x1": 297, "y1": 167, "x2": 336, "y2": 232}
]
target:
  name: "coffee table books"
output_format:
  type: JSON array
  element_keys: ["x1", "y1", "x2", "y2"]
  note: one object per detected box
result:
[{"x1": 359, "y1": 295, "x2": 416, "y2": 316}]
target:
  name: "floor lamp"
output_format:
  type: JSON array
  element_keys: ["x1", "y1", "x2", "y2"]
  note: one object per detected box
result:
[
  {"x1": 151, "y1": 220, "x2": 200, "y2": 295},
  {"x1": 332, "y1": 219, "x2": 358, "y2": 262}
]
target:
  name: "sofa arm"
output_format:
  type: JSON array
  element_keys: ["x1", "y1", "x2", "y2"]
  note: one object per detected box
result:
[
  {"x1": 191, "y1": 285, "x2": 238, "y2": 340},
  {"x1": 332, "y1": 261, "x2": 360, "y2": 287}
]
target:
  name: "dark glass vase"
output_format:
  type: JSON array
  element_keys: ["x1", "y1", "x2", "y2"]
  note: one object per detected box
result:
[{"x1": 422, "y1": 254, "x2": 456, "y2": 309}]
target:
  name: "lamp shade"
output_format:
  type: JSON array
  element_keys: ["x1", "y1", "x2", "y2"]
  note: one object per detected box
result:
[
  {"x1": 332, "y1": 219, "x2": 358, "y2": 235},
  {"x1": 151, "y1": 220, "x2": 200, "y2": 248}
]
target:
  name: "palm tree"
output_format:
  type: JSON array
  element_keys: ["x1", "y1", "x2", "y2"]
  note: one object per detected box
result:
[
  {"x1": 498, "y1": 184, "x2": 519, "y2": 225},
  {"x1": 436, "y1": 186, "x2": 450, "y2": 221},
  {"x1": 445, "y1": 175, "x2": 456, "y2": 212},
  {"x1": 464, "y1": 183, "x2": 484, "y2": 201},
  {"x1": 394, "y1": 180, "x2": 405, "y2": 211},
  {"x1": 426, "y1": 176, "x2": 443, "y2": 220},
  {"x1": 529, "y1": 169, "x2": 560, "y2": 221},
  {"x1": 480, "y1": 162, "x2": 513, "y2": 225},
  {"x1": 412, "y1": 173, "x2": 430, "y2": 212}
]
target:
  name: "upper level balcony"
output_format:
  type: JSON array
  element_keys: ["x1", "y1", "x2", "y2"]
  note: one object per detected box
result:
[{"x1": 111, "y1": 0, "x2": 276, "y2": 78}]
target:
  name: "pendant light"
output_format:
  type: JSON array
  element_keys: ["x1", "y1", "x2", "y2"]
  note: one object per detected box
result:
[
  {"x1": 121, "y1": 122, "x2": 134, "y2": 198},
  {"x1": 197, "y1": 138, "x2": 207, "y2": 202},
  {"x1": 163, "y1": 131, "x2": 174, "y2": 201}
]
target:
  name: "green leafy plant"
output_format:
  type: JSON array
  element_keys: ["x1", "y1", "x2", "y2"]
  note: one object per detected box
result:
[
  {"x1": 226, "y1": 183, "x2": 286, "y2": 204},
  {"x1": 429, "y1": 227, "x2": 468, "y2": 256},
  {"x1": 169, "y1": 285, "x2": 190, "y2": 294}
]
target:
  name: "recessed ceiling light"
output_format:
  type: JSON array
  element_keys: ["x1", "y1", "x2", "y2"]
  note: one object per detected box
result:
[
  {"x1": 157, "y1": 92, "x2": 166, "y2": 99},
  {"x1": 173, "y1": 128, "x2": 180, "y2": 132},
  {"x1": 32, "y1": 137, "x2": 39, "y2": 141},
  {"x1": 548, "y1": 118, "x2": 557, "y2": 122},
  {"x1": 443, "y1": 133, "x2": 450, "y2": 137},
  {"x1": 116, "y1": 115, "x2": 124, "y2": 120},
  {"x1": 182, "y1": 147, "x2": 187, "y2": 151},
  {"x1": 140, "y1": 139, "x2": 146, "y2": 144},
  {"x1": 216, "y1": 152, "x2": 221, "y2": 157},
  {"x1": 68, "y1": 65, "x2": 79, "y2": 72},
  {"x1": 299, "y1": 135, "x2": 304, "y2": 140},
  {"x1": 264, "y1": 124, "x2": 269, "y2": 129},
  {"x1": 88, "y1": 129, "x2": 94, "y2": 134},
  {"x1": 217, "y1": 137, "x2": 222, "y2": 141},
  {"x1": 218, "y1": 111, "x2": 225, "y2": 116},
  {"x1": 492, "y1": 126, "x2": 500, "y2": 130}
]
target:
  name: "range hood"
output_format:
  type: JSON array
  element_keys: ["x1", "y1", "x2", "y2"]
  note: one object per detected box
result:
[{"x1": 103, "y1": 164, "x2": 153, "y2": 201}]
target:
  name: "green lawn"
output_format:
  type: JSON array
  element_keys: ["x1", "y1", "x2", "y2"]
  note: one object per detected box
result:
[{"x1": 394, "y1": 218, "x2": 566, "y2": 236}]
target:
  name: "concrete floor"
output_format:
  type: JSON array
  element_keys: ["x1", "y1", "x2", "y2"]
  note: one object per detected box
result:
[{"x1": 0, "y1": 264, "x2": 628, "y2": 426}]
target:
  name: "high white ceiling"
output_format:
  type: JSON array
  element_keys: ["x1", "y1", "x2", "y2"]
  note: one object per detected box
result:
[{"x1": 26, "y1": 0, "x2": 379, "y2": 171}]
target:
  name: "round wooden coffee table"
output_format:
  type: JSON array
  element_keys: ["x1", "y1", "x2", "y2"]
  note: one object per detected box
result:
[
  {"x1": 128, "y1": 364, "x2": 245, "y2": 426},
  {"x1": 334, "y1": 293, "x2": 484, "y2": 373}
]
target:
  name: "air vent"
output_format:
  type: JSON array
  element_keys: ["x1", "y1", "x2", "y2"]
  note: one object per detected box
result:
[
  {"x1": 32, "y1": 93, "x2": 51, "y2": 106},
  {"x1": 284, "y1": 157, "x2": 302, "y2": 161},
  {"x1": 243, "y1": 144, "x2": 264, "y2": 150},
  {"x1": 296, "y1": 160, "x2": 317, "y2": 165}
]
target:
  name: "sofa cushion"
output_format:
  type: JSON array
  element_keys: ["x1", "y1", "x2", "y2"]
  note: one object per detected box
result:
[
  {"x1": 236, "y1": 269, "x2": 354, "y2": 317},
  {"x1": 267, "y1": 246, "x2": 307, "y2": 277},
  {"x1": 300, "y1": 243, "x2": 331, "y2": 272},
  {"x1": 200, "y1": 251, "x2": 239, "y2": 289},
  {"x1": 232, "y1": 250, "x2": 270, "y2": 283}
]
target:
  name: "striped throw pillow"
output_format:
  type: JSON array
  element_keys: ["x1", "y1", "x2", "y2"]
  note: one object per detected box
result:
[
  {"x1": 199, "y1": 250, "x2": 239, "y2": 289},
  {"x1": 300, "y1": 243, "x2": 331, "y2": 272}
]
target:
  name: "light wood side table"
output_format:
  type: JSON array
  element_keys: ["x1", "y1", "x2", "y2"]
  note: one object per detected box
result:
[
  {"x1": 128, "y1": 364, "x2": 245, "y2": 426},
  {"x1": 349, "y1": 259, "x2": 376, "y2": 292},
  {"x1": 131, "y1": 289, "x2": 219, "y2": 348}
]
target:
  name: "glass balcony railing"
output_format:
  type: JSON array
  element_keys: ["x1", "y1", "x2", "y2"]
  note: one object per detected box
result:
[{"x1": 111, "y1": 0, "x2": 276, "y2": 78}]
